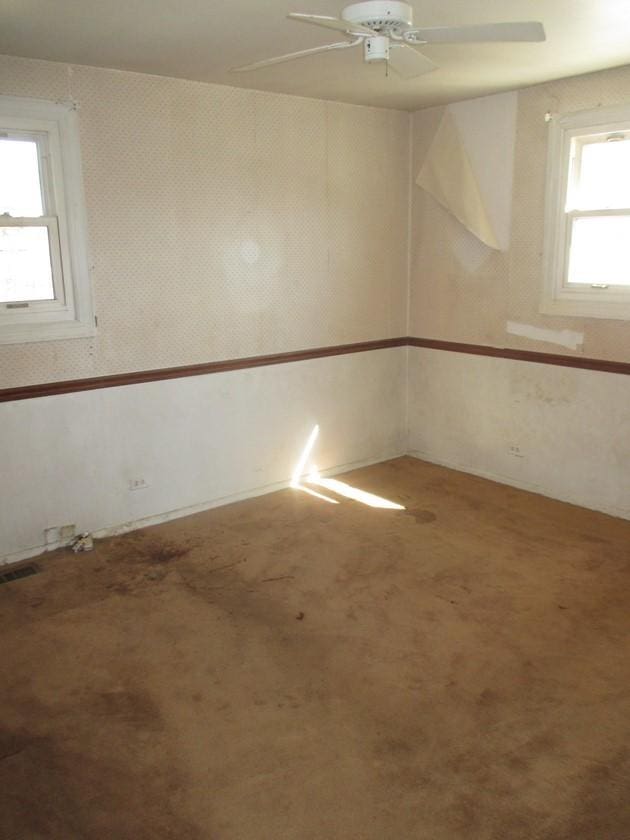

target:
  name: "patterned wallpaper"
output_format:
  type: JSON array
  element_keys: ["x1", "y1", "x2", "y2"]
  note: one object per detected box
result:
[
  {"x1": 0, "y1": 55, "x2": 409, "y2": 387},
  {"x1": 410, "y1": 64, "x2": 630, "y2": 363}
]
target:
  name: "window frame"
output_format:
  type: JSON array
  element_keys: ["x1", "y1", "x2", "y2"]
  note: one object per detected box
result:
[
  {"x1": 0, "y1": 96, "x2": 95, "y2": 344},
  {"x1": 542, "y1": 103, "x2": 630, "y2": 320}
]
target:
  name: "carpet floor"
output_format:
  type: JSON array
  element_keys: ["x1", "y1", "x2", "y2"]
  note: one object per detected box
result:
[{"x1": 2, "y1": 456, "x2": 629, "y2": 839}]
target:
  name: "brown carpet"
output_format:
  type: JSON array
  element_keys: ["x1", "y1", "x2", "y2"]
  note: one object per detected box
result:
[{"x1": 2, "y1": 456, "x2": 629, "y2": 839}]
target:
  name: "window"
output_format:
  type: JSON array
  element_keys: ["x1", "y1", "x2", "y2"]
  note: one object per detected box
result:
[
  {"x1": 0, "y1": 96, "x2": 94, "y2": 344},
  {"x1": 542, "y1": 103, "x2": 630, "y2": 320}
]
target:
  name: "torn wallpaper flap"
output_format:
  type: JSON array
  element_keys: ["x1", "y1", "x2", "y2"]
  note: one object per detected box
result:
[{"x1": 416, "y1": 110, "x2": 501, "y2": 250}]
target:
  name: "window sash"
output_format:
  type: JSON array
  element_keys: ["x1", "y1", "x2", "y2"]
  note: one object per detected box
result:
[
  {"x1": 568, "y1": 133, "x2": 630, "y2": 213},
  {"x1": 0, "y1": 216, "x2": 71, "y2": 321},
  {"x1": 0, "y1": 126, "x2": 70, "y2": 319},
  {"x1": 567, "y1": 208, "x2": 630, "y2": 218},
  {"x1": 0, "y1": 129, "x2": 52, "y2": 217},
  {"x1": 563, "y1": 210, "x2": 630, "y2": 292}
]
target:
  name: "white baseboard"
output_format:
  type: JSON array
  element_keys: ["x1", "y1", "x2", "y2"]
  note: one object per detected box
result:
[
  {"x1": 7, "y1": 443, "x2": 624, "y2": 569},
  {"x1": 408, "y1": 449, "x2": 630, "y2": 522},
  {"x1": 0, "y1": 448, "x2": 405, "y2": 567}
]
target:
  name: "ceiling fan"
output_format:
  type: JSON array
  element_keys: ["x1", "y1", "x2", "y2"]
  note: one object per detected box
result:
[{"x1": 232, "y1": 1, "x2": 546, "y2": 79}]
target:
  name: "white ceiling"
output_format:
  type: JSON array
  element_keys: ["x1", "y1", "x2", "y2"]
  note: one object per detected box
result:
[{"x1": 2, "y1": 0, "x2": 630, "y2": 110}]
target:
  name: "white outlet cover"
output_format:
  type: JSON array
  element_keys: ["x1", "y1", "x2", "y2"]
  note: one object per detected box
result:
[
  {"x1": 44, "y1": 526, "x2": 60, "y2": 545},
  {"x1": 59, "y1": 524, "x2": 76, "y2": 541}
]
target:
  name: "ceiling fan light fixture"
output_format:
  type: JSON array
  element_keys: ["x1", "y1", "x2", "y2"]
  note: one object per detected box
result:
[
  {"x1": 364, "y1": 35, "x2": 390, "y2": 62},
  {"x1": 341, "y1": 1, "x2": 413, "y2": 33}
]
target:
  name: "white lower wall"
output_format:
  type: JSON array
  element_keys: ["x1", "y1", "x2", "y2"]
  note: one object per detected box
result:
[
  {"x1": 407, "y1": 347, "x2": 630, "y2": 520},
  {"x1": 6, "y1": 343, "x2": 628, "y2": 565},
  {"x1": 0, "y1": 347, "x2": 407, "y2": 563}
]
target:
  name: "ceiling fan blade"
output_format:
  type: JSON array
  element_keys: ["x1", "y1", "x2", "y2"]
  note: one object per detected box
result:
[
  {"x1": 388, "y1": 44, "x2": 437, "y2": 79},
  {"x1": 288, "y1": 13, "x2": 376, "y2": 36},
  {"x1": 406, "y1": 20, "x2": 545, "y2": 44},
  {"x1": 232, "y1": 39, "x2": 360, "y2": 72}
]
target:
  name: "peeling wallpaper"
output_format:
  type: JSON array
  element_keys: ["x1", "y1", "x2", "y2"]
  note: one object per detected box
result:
[
  {"x1": 410, "y1": 65, "x2": 630, "y2": 363},
  {"x1": 0, "y1": 55, "x2": 409, "y2": 387}
]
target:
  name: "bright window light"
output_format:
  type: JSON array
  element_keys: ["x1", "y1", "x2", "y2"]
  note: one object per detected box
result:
[
  {"x1": 573, "y1": 139, "x2": 630, "y2": 210},
  {"x1": 568, "y1": 216, "x2": 630, "y2": 286},
  {"x1": 290, "y1": 424, "x2": 321, "y2": 489},
  {"x1": 566, "y1": 135, "x2": 630, "y2": 291},
  {"x1": 298, "y1": 485, "x2": 339, "y2": 505},
  {"x1": 309, "y1": 475, "x2": 405, "y2": 510},
  {"x1": 0, "y1": 226, "x2": 54, "y2": 302},
  {"x1": 0, "y1": 138, "x2": 44, "y2": 217},
  {"x1": 290, "y1": 425, "x2": 405, "y2": 510}
]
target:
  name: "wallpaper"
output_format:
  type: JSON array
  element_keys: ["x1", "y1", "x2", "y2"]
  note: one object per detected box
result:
[
  {"x1": 410, "y1": 65, "x2": 630, "y2": 363},
  {"x1": 0, "y1": 55, "x2": 409, "y2": 387}
]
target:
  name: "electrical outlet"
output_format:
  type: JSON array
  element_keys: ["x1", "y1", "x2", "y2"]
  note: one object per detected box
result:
[
  {"x1": 44, "y1": 524, "x2": 76, "y2": 547},
  {"x1": 44, "y1": 526, "x2": 60, "y2": 546},
  {"x1": 128, "y1": 478, "x2": 149, "y2": 491},
  {"x1": 59, "y1": 524, "x2": 76, "y2": 542}
]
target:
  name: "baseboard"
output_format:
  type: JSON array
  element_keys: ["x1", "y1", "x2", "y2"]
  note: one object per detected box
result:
[
  {"x1": 7, "y1": 443, "x2": 624, "y2": 568},
  {"x1": 407, "y1": 449, "x2": 630, "y2": 522},
  {"x1": 0, "y1": 448, "x2": 406, "y2": 567}
]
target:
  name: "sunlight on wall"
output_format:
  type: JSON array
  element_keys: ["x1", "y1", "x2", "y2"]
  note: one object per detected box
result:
[
  {"x1": 290, "y1": 425, "x2": 405, "y2": 510},
  {"x1": 290, "y1": 424, "x2": 321, "y2": 488},
  {"x1": 290, "y1": 424, "x2": 339, "y2": 504}
]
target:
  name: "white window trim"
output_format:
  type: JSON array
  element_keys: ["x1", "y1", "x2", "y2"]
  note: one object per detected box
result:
[
  {"x1": 0, "y1": 95, "x2": 95, "y2": 344},
  {"x1": 541, "y1": 103, "x2": 630, "y2": 321}
]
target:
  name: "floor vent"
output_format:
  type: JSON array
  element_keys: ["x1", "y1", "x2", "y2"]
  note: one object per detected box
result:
[{"x1": 0, "y1": 564, "x2": 41, "y2": 585}]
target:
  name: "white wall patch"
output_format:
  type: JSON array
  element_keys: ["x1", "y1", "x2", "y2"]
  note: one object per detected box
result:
[{"x1": 506, "y1": 321, "x2": 584, "y2": 350}]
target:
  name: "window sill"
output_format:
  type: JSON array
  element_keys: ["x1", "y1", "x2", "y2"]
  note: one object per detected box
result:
[
  {"x1": 0, "y1": 319, "x2": 96, "y2": 345},
  {"x1": 540, "y1": 295, "x2": 630, "y2": 321}
]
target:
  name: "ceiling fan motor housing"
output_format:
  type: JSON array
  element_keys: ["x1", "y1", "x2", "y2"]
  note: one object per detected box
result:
[{"x1": 341, "y1": 1, "x2": 414, "y2": 32}]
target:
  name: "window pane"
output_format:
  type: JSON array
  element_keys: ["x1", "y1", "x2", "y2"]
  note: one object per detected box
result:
[
  {"x1": 575, "y1": 140, "x2": 630, "y2": 210},
  {"x1": 0, "y1": 138, "x2": 44, "y2": 217},
  {"x1": 0, "y1": 226, "x2": 54, "y2": 302},
  {"x1": 567, "y1": 216, "x2": 630, "y2": 286}
]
